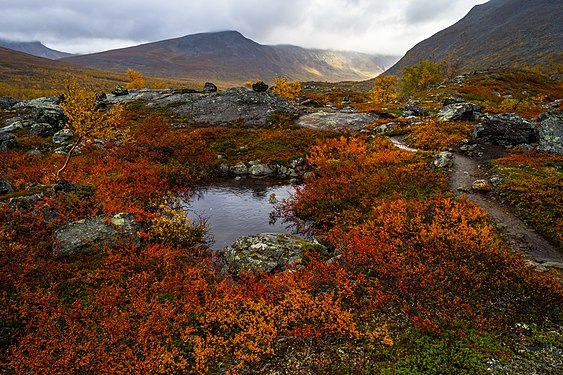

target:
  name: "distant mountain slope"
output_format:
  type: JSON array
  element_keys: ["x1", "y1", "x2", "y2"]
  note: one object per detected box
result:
[
  {"x1": 61, "y1": 31, "x2": 399, "y2": 84},
  {"x1": 386, "y1": 0, "x2": 563, "y2": 76},
  {"x1": 0, "y1": 40, "x2": 73, "y2": 59}
]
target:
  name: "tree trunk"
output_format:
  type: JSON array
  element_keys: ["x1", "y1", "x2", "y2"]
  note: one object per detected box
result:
[{"x1": 56, "y1": 135, "x2": 83, "y2": 181}]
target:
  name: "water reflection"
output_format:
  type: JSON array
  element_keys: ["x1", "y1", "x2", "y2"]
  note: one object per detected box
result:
[{"x1": 182, "y1": 178, "x2": 297, "y2": 249}]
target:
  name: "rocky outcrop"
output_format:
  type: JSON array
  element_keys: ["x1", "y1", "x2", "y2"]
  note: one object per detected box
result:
[
  {"x1": 401, "y1": 102, "x2": 428, "y2": 117},
  {"x1": 0, "y1": 132, "x2": 16, "y2": 151},
  {"x1": 0, "y1": 97, "x2": 18, "y2": 110},
  {"x1": 0, "y1": 178, "x2": 14, "y2": 195},
  {"x1": 472, "y1": 113, "x2": 538, "y2": 147},
  {"x1": 53, "y1": 129, "x2": 74, "y2": 144},
  {"x1": 298, "y1": 111, "x2": 378, "y2": 131},
  {"x1": 53, "y1": 213, "x2": 141, "y2": 256},
  {"x1": 537, "y1": 111, "x2": 563, "y2": 155},
  {"x1": 220, "y1": 233, "x2": 320, "y2": 274},
  {"x1": 437, "y1": 102, "x2": 481, "y2": 121},
  {"x1": 111, "y1": 85, "x2": 129, "y2": 96},
  {"x1": 30, "y1": 123, "x2": 57, "y2": 137}
]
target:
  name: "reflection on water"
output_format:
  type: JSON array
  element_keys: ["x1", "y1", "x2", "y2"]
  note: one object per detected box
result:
[{"x1": 182, "y1": 178, "x2": 297, "y2": 249}]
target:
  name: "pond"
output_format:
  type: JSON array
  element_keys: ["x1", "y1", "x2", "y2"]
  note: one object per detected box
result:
[{"x1": 182, "y1": 178, "x2": 298, "y2": 249}]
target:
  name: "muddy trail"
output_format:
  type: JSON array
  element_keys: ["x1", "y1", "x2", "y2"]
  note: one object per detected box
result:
[{"x1": 449, "y1": 152, "x2": 563, "y2": 271}]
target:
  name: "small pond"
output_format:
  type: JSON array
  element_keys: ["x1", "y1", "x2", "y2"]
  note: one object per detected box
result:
[{"x1": 182, "y1": 178, "x2": 298, "y2": 249}]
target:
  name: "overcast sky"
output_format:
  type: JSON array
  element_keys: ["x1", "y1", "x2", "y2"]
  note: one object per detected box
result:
[{"x1": 0, "y1": 0, "x2": 487, "y2": 56}]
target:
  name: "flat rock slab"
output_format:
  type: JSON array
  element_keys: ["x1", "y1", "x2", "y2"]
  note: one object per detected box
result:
[{"x1": 298, "y1": 111, "x2": 378, "y2": 131}]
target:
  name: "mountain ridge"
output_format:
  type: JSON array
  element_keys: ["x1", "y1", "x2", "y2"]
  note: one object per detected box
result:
[
  {"x1": 60, "y1": 30, "x2": 399, "y2": 84},
  {"x1": 0, "y1": 39, "x2": 73, "y2": 60}
]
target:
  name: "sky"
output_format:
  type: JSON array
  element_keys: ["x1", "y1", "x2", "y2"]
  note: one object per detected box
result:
[{"x1": 0, "y1": 0, "x2": 487, "y2": 56}]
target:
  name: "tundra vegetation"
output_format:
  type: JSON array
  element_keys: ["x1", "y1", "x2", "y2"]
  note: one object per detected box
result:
[{"x1": 0, "y1": 65, "x2": 562, "y2": 374}]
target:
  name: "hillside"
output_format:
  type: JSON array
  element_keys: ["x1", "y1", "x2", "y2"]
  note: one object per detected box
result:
[
  {"x1": 0, "y1": 39, "x2": 73, "y2": 59},
  {"x1": 61, "y1": 31, "x2": 399, "y2": 84},
  {"x1": 386, "y1": 0, "x2": 563, "y2": 76}
]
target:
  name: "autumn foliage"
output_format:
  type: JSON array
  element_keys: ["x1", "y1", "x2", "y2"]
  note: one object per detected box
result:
[{"x1": 272, "y1": 76, "x2": 302, "y2": 100}]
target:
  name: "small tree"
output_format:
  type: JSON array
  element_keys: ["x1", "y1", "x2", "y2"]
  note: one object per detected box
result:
[
  {"x1": 125, "y1": 68, "x2": 145, "y2": 89},
  {"x1": 370, "y1": 75, "x2": 399, "y2": 104},
  {"x1": 272, "y1": 76, "x2": 302, "y2": 100},
  {"x1": 57, "y1": 80, "x2": 125, "y2": 180},
  {"x1": 400, "y1": 60, "x2": 443, "y2": 95}
]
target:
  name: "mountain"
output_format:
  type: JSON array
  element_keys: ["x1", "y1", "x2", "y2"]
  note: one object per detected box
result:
[
  {"x1": 61, "y1": 31, "x2": 399, "y2": 84},
  {"x1": 0, "y1": 40, "x2": 73, "y2": 59},
  {"x1": 386, "y1": 0, "x2": 563, "y2": 76}
]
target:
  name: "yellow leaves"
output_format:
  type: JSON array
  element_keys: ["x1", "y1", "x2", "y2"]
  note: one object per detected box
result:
[
  {"x1": 271, "y1": 76, "x2": 301, "y2": 100},
  {"x1": 370, "y1": 75, "x2": 399, "y2": 104},
  {"x1": 125, "y1": 68, "x2": 145, "y2": 89}
]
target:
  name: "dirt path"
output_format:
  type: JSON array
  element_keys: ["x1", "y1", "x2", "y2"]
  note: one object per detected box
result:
[{"x1": 450, "y1": 152, "x2": 563, "y2": 270}]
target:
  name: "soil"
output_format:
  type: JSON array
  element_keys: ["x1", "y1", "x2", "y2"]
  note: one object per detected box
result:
[{"x1": 449, "y1": 143, "x2": 563, "y2": 271}]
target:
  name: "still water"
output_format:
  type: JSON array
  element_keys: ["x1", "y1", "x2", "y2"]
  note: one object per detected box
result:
[{"x1": 183, "y1": 178, "x2": 297, "y2": 249}]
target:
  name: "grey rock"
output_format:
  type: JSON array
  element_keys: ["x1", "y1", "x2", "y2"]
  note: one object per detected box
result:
[
  {"x1": 252, "y1": 81, "x2": 269, "y2": 92},
  {"x1": 31, "y1": 106, "x2": 66, "y2": 129},
  {"x1": 537, "y1": 111, "x2": 563, "y2": 154},
  {"x1": 30, "y1": 123, "x2": 56, "y2": 137},
  {"x1": 472, "y1": 113, "x2": 538, "y2": 146},
  {"x1": 341, "y1": 95, "x2": 351, "y2": 105},
  {"x1": 221, "y1": 233, "x2": 318, "y2": 274},
  {"x1": 300, "y1": 99, "x2": 321, "y2": 107},
  {"x1": 437, "y1": 103, "x2": 480, "y2": 121},
  {"x1": 230, "y1": 162, "x2": 249, "y2": 175},
  {"x1": 298, "y1": 111, "x2": 378, "y2": 131},
  {"x1": 472, "y1": 179, "x2": 493, "y2": 192},
  {"x1": 442, "y1": 97, "x2": 465, "y2": 106},
  {"x1": 432, "y1": 151, "x2": 454, "y2": 168},
  {"x1": 0, "y1": 132, "x2": 16, "y2": 151},
  {"x1": 203, "y1": 82, "x2": 218, "y2": 93},
  {"x1": 248, "y1": 163, "x2": 274, "y2": 176},
  {"x1": 52, "y1": 129, "x2": 74, "y2": 144},
  {"x1": 111, "y1": 85, "x2": 129, "y2": 96},
  {"x1": 0, "y1": 97, "x2": 19, "y2": 110},
  {"x1": 54, "y1": 213, "x2": 141, "y2": 256},
  {"x1": 402, "y1": 104, "x2": 428, "y2": 117},
  {"x1": 0, "y1": 178, "x2": 14, "y2": 195}
]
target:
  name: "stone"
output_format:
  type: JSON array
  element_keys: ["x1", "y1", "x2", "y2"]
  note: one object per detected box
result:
[
  {"x1": 472, "y1": 179, "x2": 493, "y2": 192},
  {"x1": 0, "y1": 178, "x2": 14, "y2": 195},
  {"x1": 0, "y1": 132, "x2": 16, "y2": 151},
  {"x1": 437, "y1": 103, "x2": 480, "y2": 121},
  {"x1": 54, "y1": 213, "x2": 141, "y2": 256},
  {"x1": 52, "y1": 129, "x2": 74, "y2": 144},
  {"x1": 432, "y1": 151, "x2": 454, "y2": 168},
  {"x1": 252, "y1": 81, "x2": 269, "y2": 92},
  {"x1": 30, "y1": 123, "x2": 56, "y2": 137},
  {"x1": 111, "y1": 85, "x2": 129, "y2": 96},
  {"x1": 537, "y1": 111, "x2": 563, "y2": 155},
  {"x1": 203, "y1": 82, "x2": 218, "y2": 93},
  {"x1": 220, "y1": 233, "x2": 320, "y2": 274},
  {"x1": 300, "y1": 99, "x2": 321, "y2": 107},
  {"x1": 1, "y1": 118, "x2": 24, "y2": 133},
  {"x1": 179, "y1": 88, "x2": 198, "y2": 94},
  {"x1": 248, "y1": 163, "x2": 274, "y2": 176},
  {"x1": 230, "y1": 162, "x2": 248, "y2": 175},
  {"x1": 53, "y1": 179, "x2": 77, "y2": 194},
  {"x1": 0, "y1": 97, "x2": 19, "y2": 110},
  {"x1": 402, "y1": 104, "x2": 428, "y2": 117},
  {"x1": 31, "y1": 106, "x2": 66, "y2": 129},
  {"x1": 442, "y1": 97, "x2": 465, "y2": 106},
  {"x1": 472, "y1": 113, "x2": 538, "y2": 147},
  {"x1": 341, "y1": 95, "x2": 351, "y2": 105},
  {"x1": 298, "y1": 111, "x2": 378, "y2": 131}
]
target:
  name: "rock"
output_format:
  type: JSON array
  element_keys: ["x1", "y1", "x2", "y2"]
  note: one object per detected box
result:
[
  {"x1": 230, "y1": 162, "x2": 249, "y2": 175},
  {"x1": 402, "y1": 104, "x2": 428, "y2": 117},
  {"x1": 432, "y1": 151, "x2": 454, "y2": 168},
  {"x1": 220, "y1": 233, "x2": 319, "y2": 274},
  {"x1": 252, "y1": 81, "x2": 269, "y2": 92},
  {"x1": 537, "y1": 111, "x2": 563, "y2": 154},
  {"x1": 442, "y1": 97, "x2": 465, "y2": 106},
  {"x1": 472, "y1": 179, "x2": 493, "y2": 192},
  {"x1": 1, "y1": 118, "x2": 24, "y2": 133},
  {"x1": 472, "y1": 113, "x2": 538, "y2": 147},
  {"x1": 0, "y1": 178, "x2": 14, "y2": 195},
  {"x1": 0, "y1": 132, "x2": 16, "y2": 151},
  {"x1": 53, "y1": 179, "x2": 77, "y2": 194},
  {"x1": 179, "y1": 88, "x2": 198, "y2": 94},
  {"x1": 52, "y1": 129, "x2": 74, "y2": 144},
  {"x1": 30, "y1": 123, "x2": 56, "y2": 137},
  {"x1": 300, "y1": 99, "x2": 321, "y2": 107},
  {"x1": 437, "y1": 103, "x2": 480, "y2": 121},
  {"x1": 111, "y1": 85, "x2": 129, "y2": 96},
  {"x1": 0, "y1": 97, "x2": 19, "y2": 110},
  {"x1": 248, "y1": 163, "x2": 274, "y2": 176},
  {"x1": 203, "y1": 82, "x2": 218, "y2": 93},
  {"x1": 341, "y1": 95, "x2": 351, "y2": 105},
  {"x1": 31, "y1": 107, "x2": 66, "y2": 129},
  {"x1": 298, "y1": 111, "x2": 378, "y2": 131},
  {"x1": 53, "y1": 213, "x2": 141, "y2": 256}
]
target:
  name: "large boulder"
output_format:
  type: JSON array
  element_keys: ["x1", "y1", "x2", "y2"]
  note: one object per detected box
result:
[
  {"x1": 248, "y1": 162, "x2": 274, "y2": 177},
  {"x1": 438, "y1": 103, "x2": 480, "y2": 121},
  {"x1": 252, "y1": 81, "x2": 269, "y2": 92},
  {"x1": 203, "y1": 82, "x2": 218, "y2": 93},
  {"x1": 53, "y1": 213, "x2": 141, "y2": 256},
  {"x1": 537, "y1": 111, "x2": 563, "y2": 155},
  {"x1": 402, "y1": 103, "x2": 428, "y2": 117},
  {"x1": 472, "y1": 113, "x2": 538, "y2": 147},
  {"x1": 30, "y1": 106, "x2": 66, "y2": 130},
  {"x1": 30, "y1": 123, "x2": 56, "y2": 137},
  {"x1": 52, "y1": 129, "x2": 74, "y2": 144},
  {"x1": 221, "y1": 233, "x2": 319, "y2": 274},
  {"x1": 0, "y1": 178, "x2": 14, "y2": 195},
  {"x1": 0, "y1": 132, "x2": 16, "y2": 151},
  {"x1": 0, "y1": 97, "x2": 19, "y2": 110},
  {"x1": 298, "y1": 111, "x2": 378, "y2": 131}
]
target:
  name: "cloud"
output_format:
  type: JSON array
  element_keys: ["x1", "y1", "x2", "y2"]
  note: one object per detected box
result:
[{"x1": 0, "y1": 0, "x2": 485, "y2": 55}]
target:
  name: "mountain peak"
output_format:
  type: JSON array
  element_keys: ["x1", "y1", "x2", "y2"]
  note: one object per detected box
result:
[{"x1": 0, "y1": 39, "x2": 72, "y2": 60}]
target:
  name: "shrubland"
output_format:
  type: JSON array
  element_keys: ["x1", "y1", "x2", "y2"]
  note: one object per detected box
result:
[{"x1": 1, "y1": 66, "x2": 562, "y2": 373}]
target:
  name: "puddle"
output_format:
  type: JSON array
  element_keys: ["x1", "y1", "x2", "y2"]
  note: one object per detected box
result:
[{"x1": 182, "y1": 178, "x2": 297, "y2": 249}]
